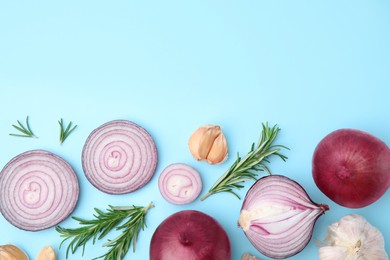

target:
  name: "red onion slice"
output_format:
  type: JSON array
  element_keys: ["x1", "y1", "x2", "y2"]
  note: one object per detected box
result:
[
  {"x1": 158, "y1": 163, "x2": 202, "y2": 204},
  {"x1": 238, "y1": 175, "x2": 329, "y2": 259},
  {"x1": 0, "y1": 150, "x2": 79, "y2": 231},
  {"x1": 82, "y1": 120, "x2": 158, "y2": 194}
]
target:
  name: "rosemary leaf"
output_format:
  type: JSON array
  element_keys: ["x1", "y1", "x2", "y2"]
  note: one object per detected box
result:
[
  {"x1": 200, "y1": 123, "x2": 288, "y2": 201},
  {"x1": 59, "y1": 118, "x2": 77, "y2": 144},
  {"x1": 56, "y1": 202, "x2": 154, "y2": 260},
  {"x1": 9, "y1": 116, "x2": 38, "y2": 138}
]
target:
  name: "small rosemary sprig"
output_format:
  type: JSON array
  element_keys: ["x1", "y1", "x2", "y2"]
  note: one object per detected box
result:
[
  {"x1": 59, "y1": 118, "x2": 77, "y2": 144},
  {"x1": 56, "y1": 202, "x2": 154, "y2": 260},
  {"x1": 200, "y1": 123, "x2": 288, "y2": 201},
  {"x1": 9, "y1": 116, "x2": 38, "y2": 138}
]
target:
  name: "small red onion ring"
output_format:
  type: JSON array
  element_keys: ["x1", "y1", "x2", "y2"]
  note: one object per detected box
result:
[
  {"x1": 0, "y1": 150, "x2": 79, "y2": 231},
  {"x1": 239, "y1": 175, "x2": 328, "y2": 259},
  {"x1": 158, "y1": 163, "x2": 202, "y2": 204},
  {"x1": 82, "y1": 120, "x2": 158, "y2": 194}
]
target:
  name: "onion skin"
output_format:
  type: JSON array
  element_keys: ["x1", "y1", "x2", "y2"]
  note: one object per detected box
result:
[
  {"x1": 239, "y1": 175, "x2": 328, "y2": 259},
  {"x1": 312, "y1": 128, "x2": 390, "y2": 208},
  {"x1": 82, "y1": 120, "x2": 158, "y2": 194},
  {"x1": 0, "y1": 150, "x2": 79, "y2": 231},
  {"x1": 150, "y1": 210, "x2": 231, "y2": 260},
  {"x1": 158, "y1": 163, "x2": 202, "y2": 205}
]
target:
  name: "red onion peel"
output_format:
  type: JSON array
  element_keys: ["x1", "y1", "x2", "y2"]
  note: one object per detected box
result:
[
  {"x1": 238, "y1": 175, "x2": 328, "y2": 259},
  {"x1": 82, "y1": 120, "x2": 158, "y2": 194},
  {"x1": 150, "y1": 210, "x2": 231, "y2": 260},
  {"x1": 0, "y1": 150, "x2": 79, "y2": 231},
  {"x1": 158, "y1": 163, "x2": 202, "y2": 205},
  {"x1": 312, "y1": 128, "x2": 390, "y2": 208}
]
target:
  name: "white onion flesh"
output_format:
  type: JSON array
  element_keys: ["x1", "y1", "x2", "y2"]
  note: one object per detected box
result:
[
  {"x1": 239, "y1": 175, "x2": 329, "y2": 259},
  {"x1": 158, "y1": 163, "x2": 202, "y2": 204},
  {"x1": 0, "y1": 150, "x2": 79, "y2": 231},
  {"x1": 82, "y1": 120, "x2": 158, "y2": 194}
]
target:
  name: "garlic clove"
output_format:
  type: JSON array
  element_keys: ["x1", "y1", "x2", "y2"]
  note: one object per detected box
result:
[
  {"x1": 188, "y1": 127, "x2": 203, "y2": 160},
  {"x1": 188, "y1": 125, "x2": 228, "y2": 164},
  {"x1": 206, "y1": 132, "x2": 228, "y2": 164},
  {"x1": 241, "y1": 253, "x2": 260, "y2": 260},
  {"x1": 0, "y1": 244, "x2": 29, "y2": 260},
  {"x1": 197, "y1": 126, "x2": 221, "y2": 160},
  {"x1": 36, "y1": 246, "x2": 56, "y2": 260}
]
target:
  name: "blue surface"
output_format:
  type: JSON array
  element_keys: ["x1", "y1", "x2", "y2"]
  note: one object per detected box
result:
[{"x1": 1, "y1": 1, "x2": 390, "y2": 259}]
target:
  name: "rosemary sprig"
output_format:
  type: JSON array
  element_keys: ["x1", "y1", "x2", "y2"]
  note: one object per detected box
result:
[
  {"x1": 200, "y1": 123, "x2": 288, "y2": 201},
  {"x1": 59, "y1": 118, "x2": 77, "y2": 144},
  {"x1": 56, "y1": 202, "x2": 154, "y2": 260},
  {"x1": 9, "y1": 116, "x2": 38, "y2": 138}
]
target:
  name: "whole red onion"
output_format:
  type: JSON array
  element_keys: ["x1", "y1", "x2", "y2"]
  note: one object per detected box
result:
[
  {"x1": 312, "y1": 128, "x2": 390, "y2": 208},
  {"x1": 150, "y1": 210, "x2": 231, "y2": 260}
]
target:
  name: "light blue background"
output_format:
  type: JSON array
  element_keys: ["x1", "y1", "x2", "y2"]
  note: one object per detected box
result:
[{"x1": 1, "y1": 1, "x2": 390, "y2": 259}]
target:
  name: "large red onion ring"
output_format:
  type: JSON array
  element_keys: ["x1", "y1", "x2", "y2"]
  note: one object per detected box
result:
[
  {"x1": 239, "y1": 175, "x2": 329, "y2": 259},
  {"x1": 0, "y1": 150, "x2": 79, "y2": 231},
  {"x1": 82, "y1": 120, "x2": 158, "y2": 194},
  {"x1": 158, "y1": 163, "x2": 202, "y2": 204}
]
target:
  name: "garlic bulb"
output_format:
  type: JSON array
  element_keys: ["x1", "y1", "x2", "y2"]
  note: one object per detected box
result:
[
  {"x1": 0, "y1": 244, "x2": 29, "y2": 260},
  {"x1": 318, "y1": 214, "x2": 388, "y2": 260},
  {"x1": 188, "y1": 125, "x2": 228, "y2": 164}
]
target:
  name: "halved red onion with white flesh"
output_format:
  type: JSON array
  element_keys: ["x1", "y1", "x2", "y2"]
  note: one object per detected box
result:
[
  {"x1": 238, "y1": 175, "x2": 329, "y2": 259},
  {"x1": 0, "y1": 150, "x2": 79, "y2": 231},
  {"x1": 158, "y1": 163, "x2": 202, "y2": 204},
  {"x1": 82, "y1": 120, "x2": 158, "y2": 194}
]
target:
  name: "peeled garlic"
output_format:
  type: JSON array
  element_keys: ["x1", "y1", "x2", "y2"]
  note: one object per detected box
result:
[
  {"x1": 188, "y1": 125, "x2": 228, "y2": 164},
  {"x1": 318, "y1": 214, "x2": 388, "y2": 260},
  {"x1": 0, "y1": 244, "x2": 29, "y2": 260},
  {"x1": 36, "y1": 246, "x2": 56, "y2": 260}
]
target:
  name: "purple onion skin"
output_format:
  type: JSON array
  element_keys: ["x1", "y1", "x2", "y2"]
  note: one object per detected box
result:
[
  {"x1": 239, "y1": 175, "x2": 328, "y2": 259},
  {"x1": 150, "y1": 210, "x2": 231, "y2": 260},
  {"x1": 313, "y1": 129, "x2": 390, "y2": 208}
]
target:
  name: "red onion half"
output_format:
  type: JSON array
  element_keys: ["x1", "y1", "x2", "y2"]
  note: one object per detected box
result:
[
  {"x1": 238, "y1": 175, "x2": 329, "y2": 259},
  {"x1": 0, "y1": 150, "x2": 79, "y2": 231},
  {"x1": 82, "y1": 120, "x2": 158, "y2": 194},
  {"x1": 158, "y1": 163, "x2": 202, "y2": 205}
]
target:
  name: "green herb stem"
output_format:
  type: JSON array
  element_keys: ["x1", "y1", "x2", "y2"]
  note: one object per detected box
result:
[
  {"x1": 9, "y1": 116, "x2": 38, "y2": 138},
  {"x1": 200, "y1": 123, "x2": 288, "y2": 201},
  {"x1": 56, "y1": 202, "x2": 154, "y2": 260},
  {"x1": 59, "y1": 118, "x2": 77, "y2": 144}
]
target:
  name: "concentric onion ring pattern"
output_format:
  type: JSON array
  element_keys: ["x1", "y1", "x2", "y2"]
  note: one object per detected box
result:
[
  {"x1": 158, "y1": 163, "x2": 202, "y2": 204},
  {"x1": 82, "y1": 120, "x2": 158, "y2": 194},
  {"x1": 0, "y1": 150, "x2": 79, "y2": 231}
]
